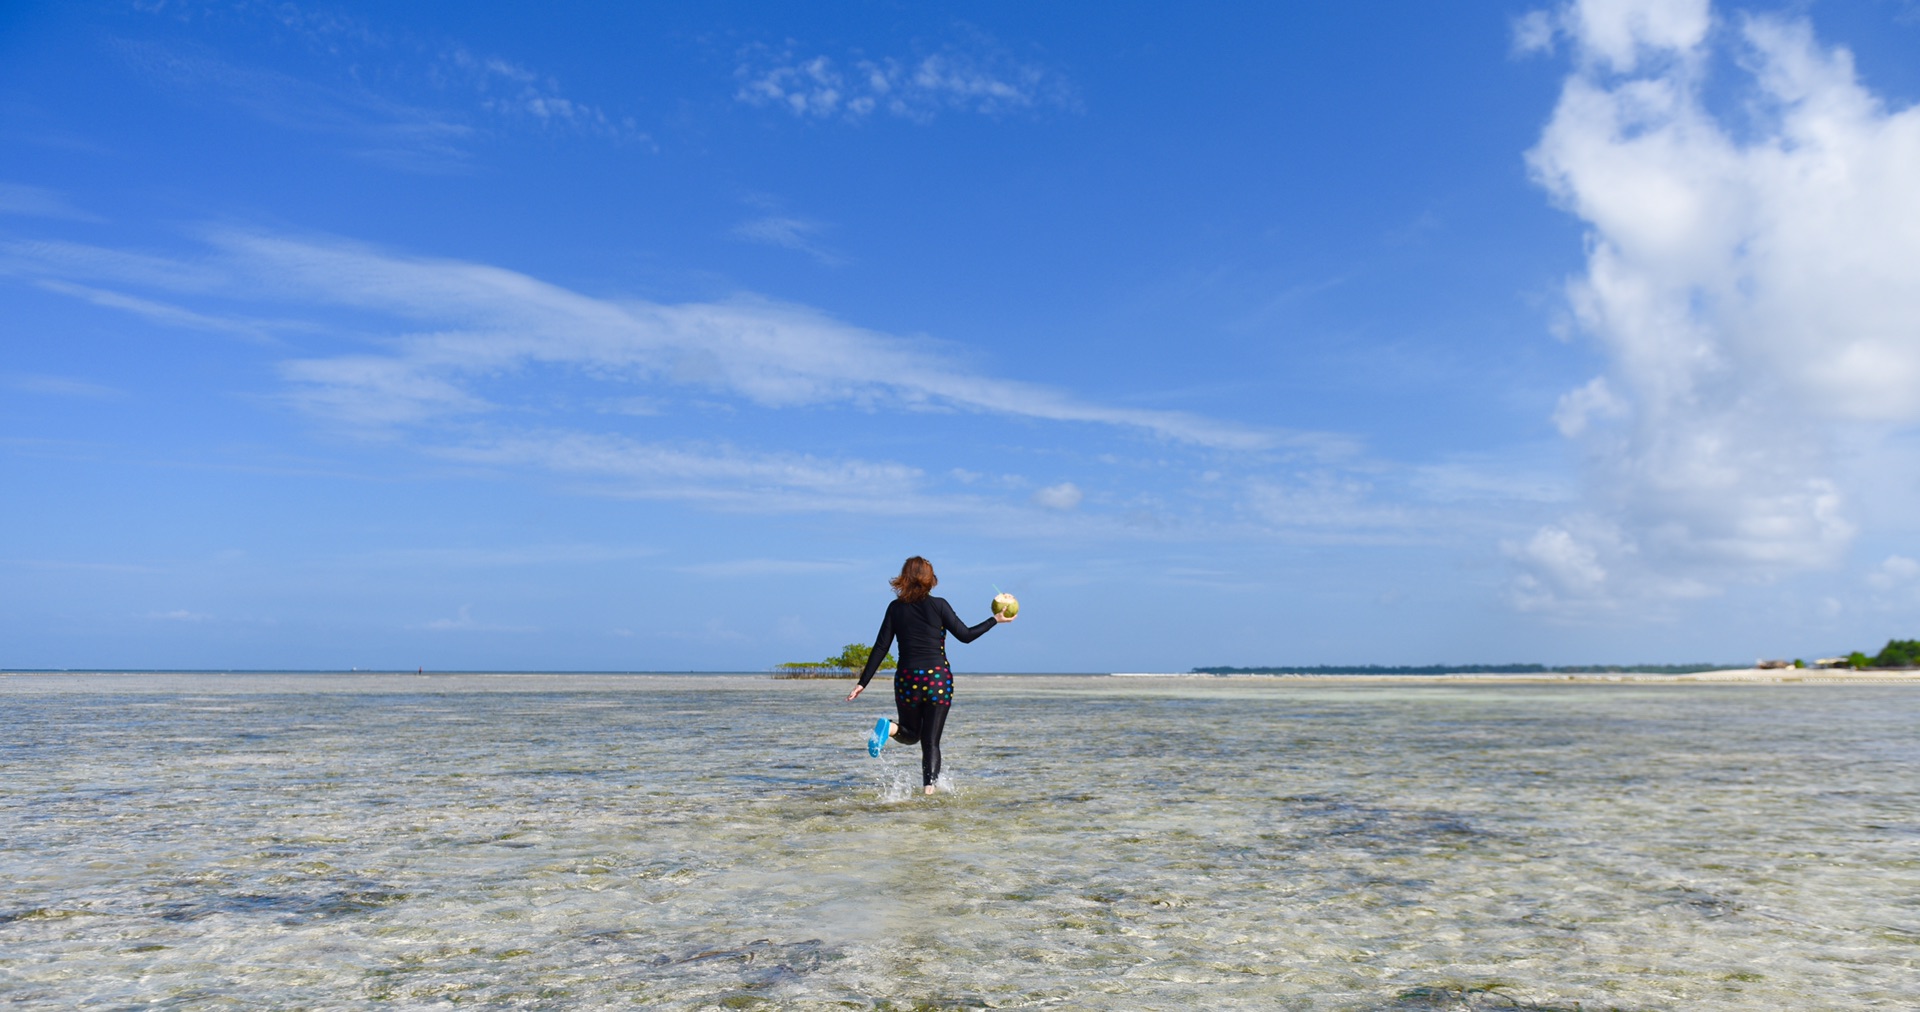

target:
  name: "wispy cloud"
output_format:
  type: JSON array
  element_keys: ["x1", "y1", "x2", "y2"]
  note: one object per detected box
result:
[
  {"x1": 354, "y1": 544, "x2": 659, "y2": 569},
  {"x1": 10, "y1": 229, "x2": 1274, "y2": 450},
  {"x1": 1409, "y1": 454, "x2": 1574, "y2": 505},
  {"x1": 730, "y1": 215, "x2": 844, "y2": 265},
  {"x1": 1, "y1": 226, "x2": 1545, "y2": 539},
  {"x1": 280, "y1": 354, "x2": 491, "y2": 425},
  {"x1": 1859, "y1": 551, "x2": 1920, "y2": 612},
  {"x1": 115, "y1": 40, "x2": 476, "y2": 172},
  {"x1": 418, "y1": 604, "x2": 538, "y2": 633},
  {"x1": 677, "y1": 558, "x2": 858, "y2": 578},
  {"x1": 1517, "y1": 0, "x2": 1920, "y2": 609},
  {"x1": 734, "y1": 38, "x2": 1078, "y2": 122},
  {"x1": 440, "y1": 46, "x2": 640, "y2": 140},
  {"x1": 2, "y1": 372, "x2": 122, "y2": 398},
  {"x1": 1, "y1": 557, "x2": 158, "y2": 573},
  {"x1": 2, "y1": 238, "x2": 227, "y2": 291},
  {"x1": 1240, "y1": 474, "x2": 1420, "y2": 541},
  {"x1": 430, "y1": 432, "x2": 954, "y2": 515},
  {"x1": 33, "y1": 280, "x2": 285, "y2": 343},
  {"x1": 0, "y1": 182, "x2": 103, "y2": 222},
  {"x1": 1032, "y1": 482, "x2": 1083, "y2": 511},
  {"x1": 134, "y1": 0, "x2": 387, "y2": 51},
  {"x1": 118, "y1": 8, "x2": 645, "y2": 171},
  {"x1": 1867, "y1": 554, "x2": 1919, "y2": 591}
]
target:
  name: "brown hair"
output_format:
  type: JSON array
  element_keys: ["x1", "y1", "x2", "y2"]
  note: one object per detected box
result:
[{"x1": 890, "y1": 556, "x2": 937, "y2": 603}]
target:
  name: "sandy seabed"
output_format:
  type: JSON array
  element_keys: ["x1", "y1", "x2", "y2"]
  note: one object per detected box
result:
[{"x1": 3, "y1": 672, "x2": 1918, "y2": 1009}]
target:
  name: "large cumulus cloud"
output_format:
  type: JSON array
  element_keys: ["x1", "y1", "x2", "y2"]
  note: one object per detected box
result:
[{"x1": 1515, "y1": 0, "x2": 1920, "y2": 609}]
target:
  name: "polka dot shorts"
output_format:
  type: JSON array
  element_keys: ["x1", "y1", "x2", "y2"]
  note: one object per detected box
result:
[{"x1": 894, "y1": 664, "x2": 954, "y2": 707}]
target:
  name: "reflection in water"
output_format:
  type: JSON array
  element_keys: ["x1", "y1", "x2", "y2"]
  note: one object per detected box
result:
[{"x1": 2, "y1": 674, "x2": 1917, "y2": 1009}]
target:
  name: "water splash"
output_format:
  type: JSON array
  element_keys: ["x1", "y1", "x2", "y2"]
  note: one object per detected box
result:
[{"x1": 868, "y1": 751, "x2": 921, "y2": 803}]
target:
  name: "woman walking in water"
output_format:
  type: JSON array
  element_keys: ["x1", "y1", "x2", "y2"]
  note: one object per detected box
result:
[{"x1": 846, "y1": 556, "x2": 1013, "y2": 795}]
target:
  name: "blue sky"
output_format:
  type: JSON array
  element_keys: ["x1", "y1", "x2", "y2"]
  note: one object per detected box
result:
[{"x1": 5, "y1": 0, "x2": 1920, "y2": 671}]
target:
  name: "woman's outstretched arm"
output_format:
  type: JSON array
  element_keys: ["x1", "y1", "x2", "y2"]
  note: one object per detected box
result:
[
  {"x1": 846, "y1": 605, "x2": 896, "y2": 701},
  {"x1": 937, "y1": 598, "x2": 1005, "y2": 643}
]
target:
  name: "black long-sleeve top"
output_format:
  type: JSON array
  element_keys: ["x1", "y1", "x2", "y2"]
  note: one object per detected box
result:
[{"x1": 857, "y1": 596, "x2": 996, "y2": 687}]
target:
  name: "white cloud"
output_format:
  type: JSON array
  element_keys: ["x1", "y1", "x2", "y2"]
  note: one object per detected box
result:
[
  {"x1": 1032, "y1": 482, "x2": 1083, "y2": 511},
  {"x1": 734, "y1": 41, "x2": 1077, "y2": 122},
  {"x1": 1504, "y1": 516, "x2": 1718, "y2": 611},
  {"x1": 1571, "y1": 0, "x2": 1710, "y2": 72},
  {"x1": 0, "y1": 182, "x2": 102, "y2": 222},
  {"x1": 677, "y1": 558, "x2": 856, "y2": 577},
  {"x1": 1511, "y1": 10, "x2": 1559, "y2": 57},
  {"x1": 419, "y1": 604, "x2": 537, "y2": 632},
  {"x1": 1868, "y1": 554, "x2": 1920, "y2": 590},
  {"x1": 280, "y1": 354, "x2": 491, "y2": 425},
  {"x1": 1518, "y1": 1, "x2": 1920, "y2": 608},
  {"x1": 730, "y1": 215, "x2": 844, "y2": 265},
  {"x1": 434, "y1": 431, "x2": 936, "y2": 513},
  {"x1": 358, "y1": 544, "x2": 658, "y2": 568},
  {"x1": 115, "y1": 40, "x2": 476, "y2": 172},
  {"x1": 2, "y1": 238, "x2": 226, "y2": 292},
  {"x1": 117, "y1": 17, "x2": 643, "y2": 173},
  {"x1": 133, "y1": 0, "x2": 388, "y2": 51},
  {"x1": 2, "y1": 558, "x2": 157, "y2": 573},
  {"x1": 1512, "y1": 0, "x2": 1713, "y2": 69},
  {"x1": 1236, "y1": 473, "x2": 1439, "y2": 545},
  {"x1": 1507, "y1": 525, "x2": 1607, "y2": 607},
  {"x1": 442, "y1": 46, "x2": 641, "y2": 140},
  {"x1": 33, "y1": 279, "x2": 283, "y2": 342},
  {"x1": 1408, "y1": 454, "x2": 1573, "y2": 505},
  {"x1": 13, "y1": 228, "x2": 1429, "y2": 533},
  {"x1": 13, "y1": 230, "x2": 1274, "y2": 451},
  {"x1": 424, "y1": 606, "x2": 473, "y2": 630},
  {"x1": 20, "y1": 222, "x2": 1589, "y2": 543},
  {"x1": 1550, "y1": 376, "x2": 1626, "y2": 438},
  {"x1": 2, "y1": 373, "x2": 121, "y2": 398}
]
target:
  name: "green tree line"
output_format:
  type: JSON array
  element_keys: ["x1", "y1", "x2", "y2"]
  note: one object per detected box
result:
[
  {"x1": 1845, "y1": 639, "x2": 1920, "y2": 669},
  {"x1": 775, "y1": 642, "x2": 895, "y2": 678}
]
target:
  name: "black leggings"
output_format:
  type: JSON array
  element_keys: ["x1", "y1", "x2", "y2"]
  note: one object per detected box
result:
[{"x1": 892, "y1": 702, "x2": 950, "y2": 786}]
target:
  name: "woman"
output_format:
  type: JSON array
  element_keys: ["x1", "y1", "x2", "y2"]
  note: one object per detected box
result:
[{"x1": 846, "y1": 556, "x2": 1013, "y2": 795}]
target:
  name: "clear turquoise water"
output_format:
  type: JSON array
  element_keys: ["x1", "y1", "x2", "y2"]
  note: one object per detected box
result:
[{"x1": 2, "y1": 673, "x2": 1917, "y2": 1009}]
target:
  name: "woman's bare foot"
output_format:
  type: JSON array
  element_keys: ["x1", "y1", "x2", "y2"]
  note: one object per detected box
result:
[{"x1": 923, "y1": 785, "x2": 937, "y2": 796}]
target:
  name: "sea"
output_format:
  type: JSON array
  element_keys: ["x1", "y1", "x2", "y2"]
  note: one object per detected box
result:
[{"x1": 3, "y1": 672, "x2": 1916, "y2": 1010}]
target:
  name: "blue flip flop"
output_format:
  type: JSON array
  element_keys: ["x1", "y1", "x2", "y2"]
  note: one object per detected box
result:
[{"x1": 867, "y1": 717, "x2": 890, "y2": 757}]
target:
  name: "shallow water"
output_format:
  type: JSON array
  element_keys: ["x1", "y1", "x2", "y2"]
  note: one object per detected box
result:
[{"x1": 3, "y1": 673, "x2": 1918, "y2": 1010}]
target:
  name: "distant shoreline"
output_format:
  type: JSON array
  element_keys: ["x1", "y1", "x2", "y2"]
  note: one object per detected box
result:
[{"x1": 1110, "y1": 668, "x2": 1920, "y2": 684}]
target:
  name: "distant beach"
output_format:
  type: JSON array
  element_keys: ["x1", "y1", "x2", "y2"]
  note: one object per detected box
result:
[{"x1": 1110, "y1": 667, "x2": 1920, "y2": 684}]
